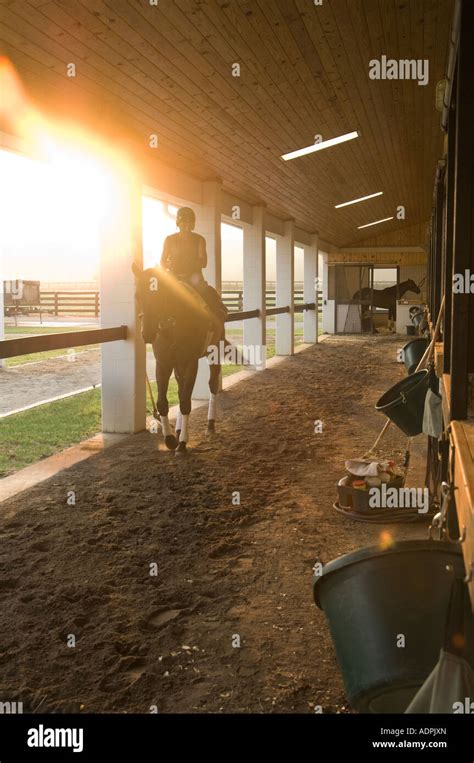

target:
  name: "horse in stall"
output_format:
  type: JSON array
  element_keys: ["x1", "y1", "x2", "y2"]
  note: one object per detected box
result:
[
  {"x1": 132, "y1": 264, "x2": 225, "y2": 455},
  {"x1": 353, "y1": 278, "x2": 421, "y2": 331}
]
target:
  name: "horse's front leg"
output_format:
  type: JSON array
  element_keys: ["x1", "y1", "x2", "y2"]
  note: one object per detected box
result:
[
  {"x1": 155, "y1": 352, "x2": 178, "y2": 450},
  {"x1": 207, "y1": 346, "x2": 222, "y2": 435},
  {"x1": 175, "y1": 357, "x2": 199, "y2": 456}
]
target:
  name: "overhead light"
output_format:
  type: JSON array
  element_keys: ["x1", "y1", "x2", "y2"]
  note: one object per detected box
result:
[
  {"x1": 357, "y1": 216, "x2": 394, "y2": 229},
  {"x1": 335, "y1": 191, "x2": 383, "y2": 209},
  {"x1": 281, "y1": 131, "x2": 359, "y2": 161}
]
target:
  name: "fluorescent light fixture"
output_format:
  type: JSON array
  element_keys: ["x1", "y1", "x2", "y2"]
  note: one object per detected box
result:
[
  {"x1": 357, "y1": 216, "x2": 394, "y2": 229},
  {"x1": 281, "y1": 130, "x2": 359, "y2": 161},
  {"x1": 335, "y1": 191, "x2": 383, "y2": 209}
]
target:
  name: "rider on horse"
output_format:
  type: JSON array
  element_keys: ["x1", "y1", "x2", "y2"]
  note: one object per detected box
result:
[{"x1": 160, "y1": 207, "x2": 227, "y2": 321}]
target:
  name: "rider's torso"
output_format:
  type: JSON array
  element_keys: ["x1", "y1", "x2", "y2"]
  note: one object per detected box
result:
[{"x1": 166, "y1": 232, "x2": 203, "y2": 278}]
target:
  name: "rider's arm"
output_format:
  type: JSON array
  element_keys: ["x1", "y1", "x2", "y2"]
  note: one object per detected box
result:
[
  {"x1": 197, "y1": 236, "x2": 207, "y2": 269},
  {"x1": 160, "y1": 237, "x2": 171, "y2": 270}
]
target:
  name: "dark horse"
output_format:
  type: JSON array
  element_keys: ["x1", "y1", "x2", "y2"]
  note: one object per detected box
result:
[
  {"x1": 353, "y1": 278, "x2": 421, "y2": 331},
  {"x1": 132, "y1": 263, "x2": 225, "y2": 455}
]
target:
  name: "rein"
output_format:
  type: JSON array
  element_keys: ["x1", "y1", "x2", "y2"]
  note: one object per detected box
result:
[{"x1": 146, "y1": 370, "x2": 160, "y2": 421}]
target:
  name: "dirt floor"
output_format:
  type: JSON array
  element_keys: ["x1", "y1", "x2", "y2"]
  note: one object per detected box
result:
[{"x1": 0, "y1": 335, "x2": 427, "y2": 713}]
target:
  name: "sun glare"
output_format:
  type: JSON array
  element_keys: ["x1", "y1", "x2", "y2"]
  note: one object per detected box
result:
[
  {"x1": 0, "y1": 146, "x2": 116, "y2": 281},
  {"x1": 0, "y1": 59, "x2": 133, "y2": 282}
]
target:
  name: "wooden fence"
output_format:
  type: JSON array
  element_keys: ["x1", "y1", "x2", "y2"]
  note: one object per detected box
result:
[
  {"x1": 36, "y1": 290, "x2": 322, "y2": 317},
  {"x1": 40, "y1": 291, "x2": 100, "y2": 317}
]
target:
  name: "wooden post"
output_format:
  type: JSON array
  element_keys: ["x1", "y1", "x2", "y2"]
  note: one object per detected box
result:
[
  {"x1": 243, "y1": 205, "x2": 266, "y2": 369},
  {"x1": 193, "y1": 179, "x2": 223, "y2": 400},
  {"x1": 100, "y1": 176, "x2": 146, "y2": 433},
  {"x1": 276, "y1": 219, "x2": 295, "y2": 355},
  {"x1": 195, "y1": 179, "x2": 222, "y2": 294},
  {"x1": 303, "y1": 233, "x2": 319, "y2": 344},
  {"x1": 443, "y1": 128, "x2": 455, "y2": 375},
  {"x1": 451, "y1": 0, "x2": 474, "y2": 420}
]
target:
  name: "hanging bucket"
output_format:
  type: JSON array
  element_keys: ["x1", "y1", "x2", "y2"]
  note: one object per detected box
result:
[
  {"x1": 313, "y1": 540, "x2": 465, "y2": 713},
  {"x1": 402, "y1": 338, "x2": 428, "y2": 374},
  {"x1": 375, "y1": 370, "x2": 430, "y2": 436}
]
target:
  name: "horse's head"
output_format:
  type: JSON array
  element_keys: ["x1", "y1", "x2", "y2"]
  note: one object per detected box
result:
[
  {"x1": 132, "y1": 263, "x2": 163, "y2": 344},
  {"x1": 405, "y1": 278, "x2": 421, "y2": 295}
]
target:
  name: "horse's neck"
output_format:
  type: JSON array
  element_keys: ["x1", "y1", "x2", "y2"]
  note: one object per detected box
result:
[{"x1": 397, "y1": 281, "x2": 411, "y2": 297}]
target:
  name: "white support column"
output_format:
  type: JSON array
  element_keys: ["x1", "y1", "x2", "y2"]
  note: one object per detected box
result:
[
  {"x1": 243, "y1": 205, "x2": 266, "y2": 370},
  {"x1": 100, "y1": 176, "x2": 146, "y2": 433},
  {"x1": 192, "y1": 179, "x2": 223, "y2": 400},
  {"x1": 321, "y1": 253, "x2": 335, "y2": 334},
  {"x1": 303, "y1": 233, "x2": 319, "y2": 344},
  {"x1": 276, "y1": 219, "x2": 295, "y2": 355},
  {"x1": 195, "y1": 179, "x2": 222, "y2": 293}
]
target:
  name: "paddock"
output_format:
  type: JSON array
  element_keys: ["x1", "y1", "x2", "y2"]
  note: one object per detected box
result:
[{"x1": 0, "y1": 335, "x2": 425, "y2": 713}]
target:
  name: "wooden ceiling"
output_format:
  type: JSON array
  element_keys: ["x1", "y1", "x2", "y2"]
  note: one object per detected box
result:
[{"x1": 0, "y1": 0, "x2": 453, "y2": 247}]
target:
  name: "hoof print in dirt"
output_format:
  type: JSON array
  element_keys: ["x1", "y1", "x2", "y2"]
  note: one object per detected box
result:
[{"x1": 139, "y1": 608, "x2": 182, "y2": 632}]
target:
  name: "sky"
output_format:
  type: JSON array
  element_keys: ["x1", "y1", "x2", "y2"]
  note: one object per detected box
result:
[{"x1": 0, "y1": 148, "x2": 304, "y2": 285}]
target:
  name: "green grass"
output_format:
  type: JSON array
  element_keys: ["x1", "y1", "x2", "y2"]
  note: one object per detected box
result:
[
  {"x1": 0, "y1": 379, "x2": 168, "y2": 477},
  {"x1": 0, "y1": 388, "x2": 103, "y2": 477}
]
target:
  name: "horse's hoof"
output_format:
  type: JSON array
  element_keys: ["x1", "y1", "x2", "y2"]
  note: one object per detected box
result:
[
  {"x1": 207, "y1": 420, "x2": 215, "y2": 435},
  {"x1": 175, "y1": 442, "x2": 187, "y2": 456},
  {"x1": 165, "y1": 435, "x2": 178, "y2": 450}
]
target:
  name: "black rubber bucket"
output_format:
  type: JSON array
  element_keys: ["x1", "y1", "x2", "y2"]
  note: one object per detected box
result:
[
  {"x1": 375, "y1": 369, "x2": 430, "y2": 436},
  {"x1": 313, "y1": 540, "x2": 464, "y2": 713},
  {"x1": 402, "y1": 338, "x2": 428, "y2": 374}
]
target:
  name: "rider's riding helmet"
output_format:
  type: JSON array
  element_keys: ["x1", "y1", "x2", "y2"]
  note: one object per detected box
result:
[{"x1": 176, "y1": 206, "x2": 196, "y2": 230}]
